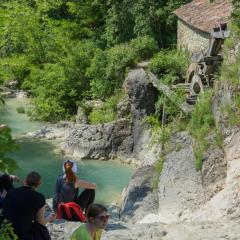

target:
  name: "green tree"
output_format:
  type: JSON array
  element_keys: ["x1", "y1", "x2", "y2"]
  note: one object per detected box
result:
[
  {"x1": 104, "y1": 0, "x2": 134, "y2": 46},
  {"x1": 0, "y1": 125, "x2": 18, "y2": 173},
  {"x1": 0, "y1": 0, "x2": 192, "y2": 122},
  {"x1": 87, "y1": 43, "x2": 136, "y2": 99},
  {"x1": 23, "y1": 41, "x2": 97, "y2": 121}
]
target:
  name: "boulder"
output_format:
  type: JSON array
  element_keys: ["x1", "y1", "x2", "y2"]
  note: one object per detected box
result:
[
  {"x1": 123, "y1": 69, "x2": 158, "y2": 121},
  {"x1": 62, "y1": 118, "x2": 133, "y2": 161},
  {"x1": 120, "y1": 165, "x2": 158, "y2": 223}
]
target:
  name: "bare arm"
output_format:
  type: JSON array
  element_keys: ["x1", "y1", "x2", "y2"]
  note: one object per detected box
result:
[
  {"x1": 75, "y1": 179, "x2": 96, "y2": 189},
  {"x1": 37, "y1": 206, "x2": 56, "y2": 225},
  {"x1": 9, "y1": 175, "x2": 20, "y2": 182}
]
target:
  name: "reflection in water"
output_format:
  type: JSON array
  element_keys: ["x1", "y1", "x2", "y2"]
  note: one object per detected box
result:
[{"x1": 0, "y1": 98, "x2": 133, "y2": 204}]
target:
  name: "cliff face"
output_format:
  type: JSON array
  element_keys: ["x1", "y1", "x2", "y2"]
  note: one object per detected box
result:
[
  {"x1": 35, "y1": 67, "x2": 240, "y2": 239},
  {"x1": 99, "y1": 70, "x2": 240, "y2": 239}
]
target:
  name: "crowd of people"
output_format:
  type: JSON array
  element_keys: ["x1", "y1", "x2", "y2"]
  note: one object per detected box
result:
[{"x1": 0, "y1": 159, "x2": 110, "y2": 240}]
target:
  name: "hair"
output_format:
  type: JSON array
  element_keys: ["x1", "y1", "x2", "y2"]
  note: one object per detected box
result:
[
  {"x1": 0, "y1": 174, "x2": 12, "y2": 193},
  {"x1": 86, "y1": 203, "x2": 108, "y2": 219},
  {"x1": 25, "y1": 171, "x2": 41, "y2": 188},
  {"x1": 64, "y1": 162, "x2": 77, "y2": 183}
]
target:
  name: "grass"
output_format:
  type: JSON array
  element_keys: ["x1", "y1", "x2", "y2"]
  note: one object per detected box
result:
[
  {"x1": 187, "y1": 90, "x2": 224, "y2": 170},
  {"x1": 152, "y1": 157, "x2": 164, "y2": 190}
]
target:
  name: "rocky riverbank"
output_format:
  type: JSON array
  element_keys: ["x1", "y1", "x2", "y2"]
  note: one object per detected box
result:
[
  {"x1": 8, "y1": 68, "x2": 240, "y2": 239},
  {"x1": 45, "y1": 125, "x2": 240, "y2": 240},
  {"x1": 27, "y1": 69, "x2": 160, "y2": 167}
]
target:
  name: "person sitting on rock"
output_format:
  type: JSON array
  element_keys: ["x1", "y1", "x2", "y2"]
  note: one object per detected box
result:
[
  {"x1": 0, "y1": 173, "x2": 20, "y2": 208},
  {"x1": 71, "y1": 203, "x2": 109, "y2": 240},
  {"x1": 2, "y1": 171, "x2": 55, "y2": 240},
  {"x1": 53, "y1": 160, "x2": 96, "y2": 213}
]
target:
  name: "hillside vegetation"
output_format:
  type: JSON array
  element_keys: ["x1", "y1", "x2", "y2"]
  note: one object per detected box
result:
[{"x1": 0, "y1": 0, "x2": 191, "y2": 121}]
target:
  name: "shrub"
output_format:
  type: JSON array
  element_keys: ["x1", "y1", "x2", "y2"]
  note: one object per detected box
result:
[
  {"x1": 0, "y1": 55, "x2": 29, "y2": 86},
  {"x1": 23, "y1": 41, "x2": 97, "y2": 121},
  {"x1": 0, "y1": 219, "x2": 17, "y2": 240},
  {"x1": 144, "y1": 115, "x2": 160, "y2": 131},
  {"x1": 155, "y1": 89, "x2": 186, "y2": 122},
  {"x1": 187, "y1": 90, "x2": 217, "y2": 170},
  {"x1": 16, "y1": 107, "x2": 25, "y2": 114},
  {"x1": 0, "y1": 127, "x2": 19, "y2": 173},
  {"x1": 130, "y1": 35, "x2": 159, "y2": 60},
  {"x1": 88, "y1": 91, "x2": 124, "y2": 124},
  {"x1": 219, "y1": 19, "x2": 240, "y2": 127},
  {"x1": 152, "y1": 158, "x2": 164, "y2": 190},
  {"x1": 149, "y1": 49, "x2": 188, "y2": 85},
  {"x1": 88, "y1": 44, "x2": 136, "y2": 99}
]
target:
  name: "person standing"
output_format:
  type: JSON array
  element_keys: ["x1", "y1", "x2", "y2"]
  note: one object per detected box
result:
[
  {"x1": 71, "y1": 203, "x2": 110, "y2": 240},
  {"x1": 2, "y1": 171, "x2": 55, "y2": 240}
]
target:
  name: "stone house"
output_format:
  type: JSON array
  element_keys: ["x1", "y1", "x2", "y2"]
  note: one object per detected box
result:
[{"x1": 174, "y1": 0, "x2": 232, "y2": 53}]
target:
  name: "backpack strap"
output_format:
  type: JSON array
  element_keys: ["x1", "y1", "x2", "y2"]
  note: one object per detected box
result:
[
  {"x1": 56, "y1": 202, "x2": 86, "y2": 222},
  {"x1": 67, "y1": 202, "x2": 86, "y2": 222},
  {"x1": 61, "y1": 203, "x2": 73, "y2": 220}
]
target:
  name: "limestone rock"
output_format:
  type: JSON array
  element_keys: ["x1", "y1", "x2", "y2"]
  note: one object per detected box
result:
[
  {"x1": 120, "y1": 165, "x2": 158, "y2": 223},
  {"x1": 117, "y1": 96, "x2": 131, "y2": 118},
  {"x1": 123, "y1": 68, "x2": 158, "y2": 121},
  {"x1": 102, "y1": 221, "x2": 240, "y2": 240},
  {"x1": 62, "y1": 118, "x2": 133, "y2": 160},
  {"x1": 76, "y1": 106, "x2": 88, "y2": 124},
  {"x1": 158, "y1": 132, "x2": 205, "y2": 222}
]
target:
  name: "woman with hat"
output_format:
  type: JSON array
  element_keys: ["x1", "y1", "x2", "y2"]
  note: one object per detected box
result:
[{"x1": 53, "y1": 160, "x2": 96, "y2": 213}]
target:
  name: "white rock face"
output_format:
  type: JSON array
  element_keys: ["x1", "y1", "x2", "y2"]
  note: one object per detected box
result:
[
  {"x1": 102, "y1": 221, "x2": 240, "y2": 240},
  {"x1": 192, "y1": 129, "x2": 240, "y2": 222},
  {"x1": 157, "y1": 132, "x2": 205, "y2": 223}
]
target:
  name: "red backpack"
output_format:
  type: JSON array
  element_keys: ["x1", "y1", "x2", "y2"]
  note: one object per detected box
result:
[{"x1": 56, "y1": 202, "x2": 86, "y2": 222}]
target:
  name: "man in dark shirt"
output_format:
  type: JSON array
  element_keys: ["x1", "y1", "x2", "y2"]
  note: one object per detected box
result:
[{"x1": 2, "y1": 171, "x2": 55, "y2": 240}]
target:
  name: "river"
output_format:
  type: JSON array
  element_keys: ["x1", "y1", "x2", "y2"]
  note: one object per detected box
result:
[{"x1": 0, "y1": 98, "x2": 134, "y2": 205}]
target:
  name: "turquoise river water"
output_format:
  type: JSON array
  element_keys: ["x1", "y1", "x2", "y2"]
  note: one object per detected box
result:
[{"x1": 0, "y1": 98, "x2": 134, "y2": 205}]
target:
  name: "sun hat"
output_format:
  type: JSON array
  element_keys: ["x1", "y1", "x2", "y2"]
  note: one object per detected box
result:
[{"x1": 62, "y1": 160, "x2": 78, "y2": 174}]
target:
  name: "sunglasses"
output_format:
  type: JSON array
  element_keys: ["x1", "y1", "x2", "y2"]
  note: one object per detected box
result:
[{"x1": 94, "y1": 214, "x2": 110, "y2": 221}]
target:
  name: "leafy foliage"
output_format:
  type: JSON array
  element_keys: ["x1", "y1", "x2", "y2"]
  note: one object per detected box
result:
[
  {"x1": 89, "y1": 91, "x2": 124, "y2": 124},
  {"x1": 104, "y1": 0, "x2": 191, "y2": 47},
  {"x1": 87, "y1": 36, "x2": 157, "y2": 100},
  {"x1": 129, "y1": 35, "x2": 159, "y2": 60},
  {"x1": 219, "y1": 1, "x2": 240, "y2": 127},
  {"x1": 187, "y1": 90, "x2": 216, "y2": 170},
  {"x1": 148, "y1": 49, "x2": 188, "y2": 126},
  {"x1": 152, "y1": 157, "x2": 164, "y2": 189},
  {"x1": 0, "y1": 0, "x2": 191, "y2": 121},
  {"x1": 0, "y1": 220, "x2": 17, "y2": 240},
  {"x1": 0, "y1": 126, "x2": 18, "y2": 173},
  {"x1": 149, "y1": 49, "x2": 188, "y2": 85}
]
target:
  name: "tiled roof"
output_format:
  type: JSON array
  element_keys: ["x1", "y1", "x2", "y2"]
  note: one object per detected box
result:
[{"x1": 174, "y1": 0, "x2": 232, "y2": 33}]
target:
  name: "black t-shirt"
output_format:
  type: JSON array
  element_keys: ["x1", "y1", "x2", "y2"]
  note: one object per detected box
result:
[{"x1": 2, "y1": 186, "x2": 45, "y2": 240}]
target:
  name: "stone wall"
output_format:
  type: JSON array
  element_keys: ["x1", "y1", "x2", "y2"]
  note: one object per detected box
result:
[{"x1": 177, "y1": 19, "x2": 210, "y2": 53}]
